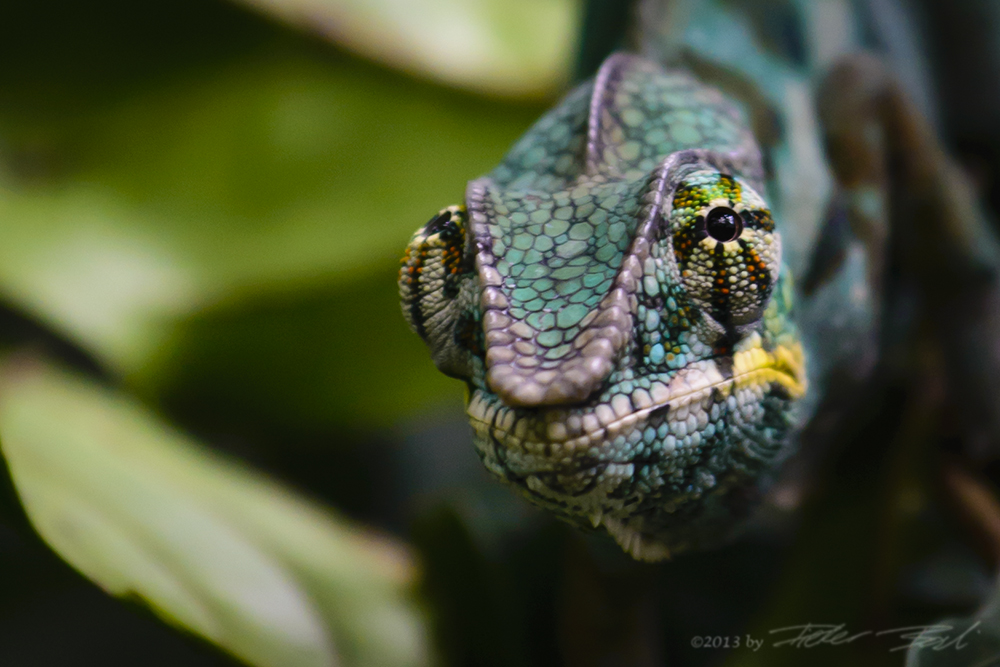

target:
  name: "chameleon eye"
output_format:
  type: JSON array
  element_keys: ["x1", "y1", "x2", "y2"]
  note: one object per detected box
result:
[
  {"x1": 669, "y1": 172, "x2": 780, "y2": 328},
  {"x1": 399, "y1": 205, "x2": 480, "y2": 379},
  {"x1": 705, "y1": 206, "x2": 743, "y2": 242}
]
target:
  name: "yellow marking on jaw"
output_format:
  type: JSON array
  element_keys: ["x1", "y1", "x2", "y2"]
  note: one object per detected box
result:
[{"x1": 732, "y1": 342, "x2": 807, "y2": 399}]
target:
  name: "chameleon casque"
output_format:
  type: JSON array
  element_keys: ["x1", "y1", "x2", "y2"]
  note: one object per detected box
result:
[{"x1": 399, "y1": 1, "x2": 1000, "y2": 561}]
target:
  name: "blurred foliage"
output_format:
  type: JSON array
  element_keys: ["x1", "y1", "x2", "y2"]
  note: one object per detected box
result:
[
  {"x1": 0, "y1": 357, "x2": 428, "y2": 667},
  {"x1": 0, "y1": 0, "x2": 561, "y2": 664},
  {"x1": 0, "y1": 0, "x2": 549, "y2": 428},
  {"x1": 232, "y1": 0, "x2": 583, "y2": 97}
]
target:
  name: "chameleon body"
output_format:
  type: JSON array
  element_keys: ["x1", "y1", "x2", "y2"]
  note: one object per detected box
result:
[{"x1": 400, "y1": 1, "x2": 998, "y2": 560}]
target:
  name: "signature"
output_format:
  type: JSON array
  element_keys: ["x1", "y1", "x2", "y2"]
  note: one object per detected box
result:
[
  {"x1": 876, "y1": 622, "x2": 981, "y2": 653},
  {"x1": 770, "y1": 624, "x2": 871, "y2": 648},
  {"x1": 769, "y1": 621, "x2": 982, "y2": 653}
]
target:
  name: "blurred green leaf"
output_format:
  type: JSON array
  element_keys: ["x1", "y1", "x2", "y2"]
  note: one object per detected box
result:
[
  {"x1": 233, "y1": 0, "x2": 583, "y2": 97},
  {"x1": 0, "y1": 39, "x2": 545, "y2": 381},
  {"x1": 0, "y1": 357, "x2": 431, "y2": 667}
]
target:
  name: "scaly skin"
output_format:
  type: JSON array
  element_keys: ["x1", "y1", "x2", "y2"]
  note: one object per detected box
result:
[{"x1": 400, "y1": 54, "x2": 807, "y2": 560}]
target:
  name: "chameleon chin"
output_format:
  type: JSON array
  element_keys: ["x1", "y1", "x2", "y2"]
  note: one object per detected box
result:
[{"x1": 400, "y1": 54, "x2": 808, "y2": 561}]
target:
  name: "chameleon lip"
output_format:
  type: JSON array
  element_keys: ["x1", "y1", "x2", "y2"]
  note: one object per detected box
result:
[{"x1": 467, "y1": 341, "x2": 806, "y2": 452}]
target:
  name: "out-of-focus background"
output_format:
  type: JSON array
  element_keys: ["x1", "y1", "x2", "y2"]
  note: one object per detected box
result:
[{"x1": 2, "y1": 1, "x2": 1000, "y2": 666}]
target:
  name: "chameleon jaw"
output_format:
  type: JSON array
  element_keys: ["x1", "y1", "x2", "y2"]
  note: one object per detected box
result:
[
  {"x1": 468, "y1": 340, "x2": 806, "y2": 454},
  {"x1": 465, "y1": 340, "x2": 806, "y2": 560}
]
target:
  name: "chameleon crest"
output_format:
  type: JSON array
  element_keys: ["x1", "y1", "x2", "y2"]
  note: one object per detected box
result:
[{"x1": 400, "y1": 54, "x2": 806, "y2": 560}]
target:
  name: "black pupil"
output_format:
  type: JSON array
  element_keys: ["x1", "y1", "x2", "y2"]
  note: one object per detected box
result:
[{"x1": 705, "y1": 207, "x2": 743, "y2": 242}]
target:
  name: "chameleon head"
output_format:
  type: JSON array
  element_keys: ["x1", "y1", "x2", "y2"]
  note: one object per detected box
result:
[{"x1": 399, "y1": 54, "x2": 807, "y2": 560}]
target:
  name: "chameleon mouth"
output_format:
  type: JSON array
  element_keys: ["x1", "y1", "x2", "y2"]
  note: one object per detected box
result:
[{"x1": 467, "y1": 338, "x2": 807, "y2": 454}]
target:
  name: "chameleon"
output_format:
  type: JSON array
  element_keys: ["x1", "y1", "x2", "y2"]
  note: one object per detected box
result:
[{"x1": 399, "y1": 0, "x2": 1000, "y2": 561}]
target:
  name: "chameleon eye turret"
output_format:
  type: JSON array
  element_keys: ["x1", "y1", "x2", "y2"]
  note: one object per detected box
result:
[
  {"x1": 399, "y1": 205, "x2": 482, "y2": 380},
  {"x1": 669, "y1": 172, "x2": 780, "y2": 330},
  {"x1": 400, "y1": 53, "x2": 806, "y2": 561}
]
